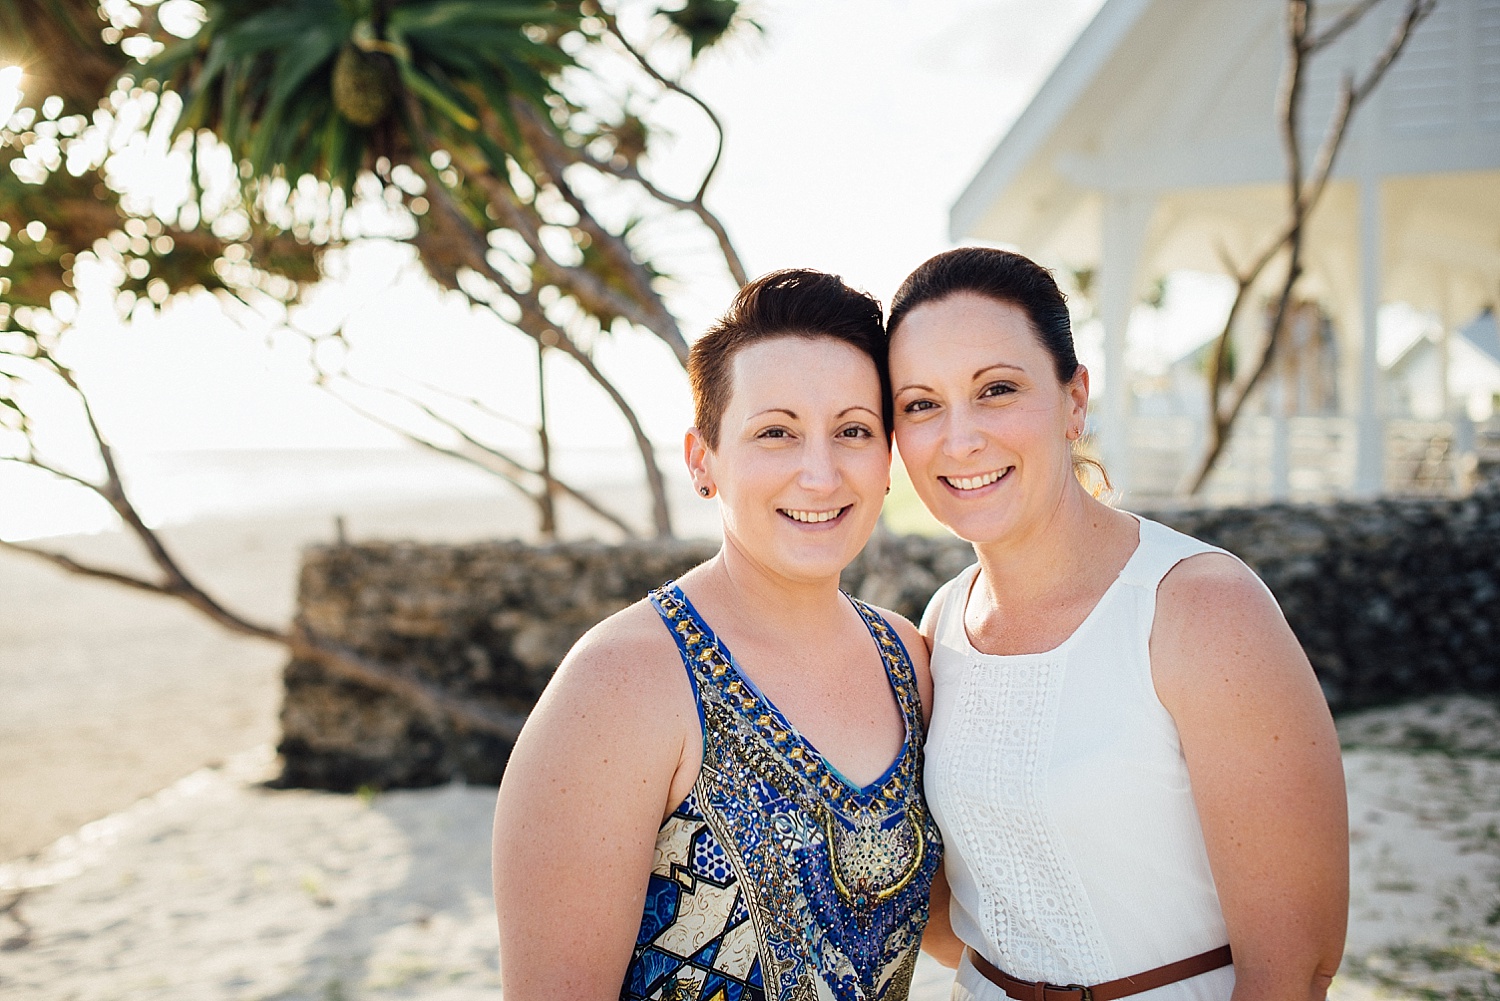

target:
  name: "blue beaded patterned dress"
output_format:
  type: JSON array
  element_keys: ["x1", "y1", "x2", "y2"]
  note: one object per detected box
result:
[{"x1": 622, "y1": 584, "x2": 941, "y2": 1001}]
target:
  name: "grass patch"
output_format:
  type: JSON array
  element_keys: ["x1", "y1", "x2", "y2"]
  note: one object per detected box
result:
[{"x1": 1344, "y1": 943, "x2": 1500, "y2": 1001}]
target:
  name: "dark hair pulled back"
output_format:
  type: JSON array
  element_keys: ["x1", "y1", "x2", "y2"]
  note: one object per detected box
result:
[{"x1": 887, "y1": 247, "x2": 1079, "y2": 384}]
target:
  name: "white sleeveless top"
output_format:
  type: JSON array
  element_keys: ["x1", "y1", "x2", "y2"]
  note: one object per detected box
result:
[{"x1": 923, "y1": 516, "x2": 1238, "y2": 1001}]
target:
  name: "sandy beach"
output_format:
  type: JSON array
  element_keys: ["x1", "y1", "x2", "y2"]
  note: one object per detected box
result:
[
  {"x1": 1, "y1": 492, "x2": 1498, "y2": 999},
  {"x1": 0, "y1": 481, "x2": 719, "y2": 863}
]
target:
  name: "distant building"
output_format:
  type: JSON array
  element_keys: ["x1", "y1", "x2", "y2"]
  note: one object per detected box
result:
[
  {"x1": 1386, "y1": 309, "x2": 1500, "y2": 421},
  {"x1": 951, "y1": 0, "x2": 1500, "y2": 502}
]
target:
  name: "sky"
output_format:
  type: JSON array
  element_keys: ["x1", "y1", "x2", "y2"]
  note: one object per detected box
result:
[{"x1": 4, "y1": 0, "x2": 1114, "y2": 463}]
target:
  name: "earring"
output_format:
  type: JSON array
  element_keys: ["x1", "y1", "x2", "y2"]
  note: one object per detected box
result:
[{"x1": 699, "y1": 486, "x2": 711, "y2": 497}]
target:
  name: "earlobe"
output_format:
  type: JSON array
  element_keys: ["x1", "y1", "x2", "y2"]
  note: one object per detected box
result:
[{"x1": 684, "y1": 427, "x2": 715, "y2": 500}]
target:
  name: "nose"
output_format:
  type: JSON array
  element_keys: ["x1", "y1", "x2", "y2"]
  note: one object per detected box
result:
[
  {"x1": 940, "y1": 404, "x2": 986, "y2": 461},
  {"x1": 796, "y1": 436, "x2": 841, "y2": 494}
]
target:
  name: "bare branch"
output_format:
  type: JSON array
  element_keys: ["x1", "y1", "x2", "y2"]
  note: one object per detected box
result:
[
  {"x1": 1308, "y1": 0, "x2": 1383, "y2": 53},
  {"x1": 501, "y1": 283, "x2": 674, "y2": 537},
  {"x1": 1353, "y1": 0, "x2": 1437, "y2": 105},
  {"x1": 518, "y1": 102, "x2": 748, "y2": 287},
  {"x1": 1186, "y1": 0, "x2": 1436, "y2": 494},
  {"x1": 318, "y1": 379, "x2": 535, "y2": 496},
  {"x1": 0, "y1": 539, "x2": 179, "y2": 596},
  {"x1": 1281, "y1": 0, "x2": 1311, "y2": 211},
  {"x1": 287, "y1": 631, "x2": 528, "y2": 741},
  {"x1": 400, "y1": 121, "x2": 675, "y2": 536},
  {"x1": 1214, "y1": 240, "x2": 1247, "y2": 281},
  {"x1": 404, "y1": 378, "x2": 537, "y2": 434},
  {"x1": 13, "y1": 338, "x2": 287, "y2": 640},
  {"x1": 5, "y1": 453, "x2": 106, "y2": 497},
  {"x1": 513, "y1": 102, "x2": 691, "y2": 361},
  {"x1": 443, "y1": 123, "x2": 677, "y2": 352},
  {"x1": 317, "y1": 366, "x2": 642, "y2": 538},
  {"x1": 601, "y1": 11, "x2": 729, "y2": 205}
]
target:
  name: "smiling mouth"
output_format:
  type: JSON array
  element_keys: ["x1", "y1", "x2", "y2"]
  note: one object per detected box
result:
[
  {"x1": 778, "y1": 505, "x2": 851, "y2": 524},
  {"x1": 940, "y1": 468, "x2": 1011, "y2": 492}
]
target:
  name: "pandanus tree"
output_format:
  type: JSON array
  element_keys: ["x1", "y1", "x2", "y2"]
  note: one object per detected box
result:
[
  {"x1": 138, "y1": 0, "x2": 753, "y2": 537},
  {"x1": 0, "y1": 0, "x2": 752, "y2": 742}
]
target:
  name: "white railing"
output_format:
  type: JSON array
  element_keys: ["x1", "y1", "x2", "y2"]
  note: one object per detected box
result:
[{"x1": 1123, "y1": 416, "x2": 1491, "y2": 506}]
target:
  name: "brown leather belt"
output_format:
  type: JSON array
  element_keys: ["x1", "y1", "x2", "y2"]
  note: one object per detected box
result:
[{"x1": 965, "y1": 945, "x2": 1233, "y2": 1001}]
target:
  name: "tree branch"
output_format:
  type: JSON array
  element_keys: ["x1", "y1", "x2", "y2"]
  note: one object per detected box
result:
[
  {"x1": 399, "y1": 113, "x2": 675, "y2": 536},
  {"x1": 1185, "y1": 0, "x2": 1434, "y2": 494},
  {"x1": 318, "y1": 365, "x2": 641, "y2": 538},
  {"x1": 287, "y1": 630, "x2": 528, "y2": 741},
  {"x1": 0, "y1": 539, "x2": 179, "y2": 597},
  {"x1": 602, "y1": 11, "x2": 729, "y2": 205},
  {"x1": 515, "y1": 100, "x2": 748, "y2": 287},
  {"x1": 1308, "y1": 0, "x2": 1383, "y2": 53},
  {"x1": 513, "y1": 101, "x2": 690, "y2": 362}
]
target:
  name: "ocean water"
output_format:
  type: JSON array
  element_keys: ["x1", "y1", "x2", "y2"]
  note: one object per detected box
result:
[{"x1": 0, "y1": 446, "x2": 664, "y2": 542}]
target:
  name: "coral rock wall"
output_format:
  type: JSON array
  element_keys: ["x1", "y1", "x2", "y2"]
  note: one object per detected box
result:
[{"x1": 280, "y1": 488, "x2": 1500, "y2": 790}]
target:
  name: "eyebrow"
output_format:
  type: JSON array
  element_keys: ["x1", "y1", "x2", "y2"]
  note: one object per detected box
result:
[
  {"x1": 749, "y1": 405, "x2": 880, "y2": 420},
  {"x1": 974, "y1": 363, "x2": 1026, "y2": 379},
  {"x1": 894, "y1": 363, "x2": 1026, "y2": 396}
]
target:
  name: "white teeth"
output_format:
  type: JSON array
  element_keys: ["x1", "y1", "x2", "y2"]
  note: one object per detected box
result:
[
  {"x1": 945, "y1": 469, "x2": 1005, "y2": 491},
  {"x1": 781, "y1": 506, "x2": 847, "y2": 523}
]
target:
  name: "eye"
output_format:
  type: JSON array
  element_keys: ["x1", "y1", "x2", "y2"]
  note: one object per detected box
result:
[
  {"x1": 757, "y1": 427, "x2": 791, "y2": 439},
  {"x1": 901, "y1": 399, "x2": 937, "y2": 414},
  {"x1": 979, "y1": 382, "x2": 1017, "y2": 400},
  {"x1": 837, "y1": 424, "x2": 874, "y2": 439}
]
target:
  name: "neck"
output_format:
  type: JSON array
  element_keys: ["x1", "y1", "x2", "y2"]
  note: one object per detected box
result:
[
  {"x1": 690, "y1": 535, "x2": 851, "y2": 639},
  {"x1": 971, "y1": 482, "x2": 1123, "y2": 607}
]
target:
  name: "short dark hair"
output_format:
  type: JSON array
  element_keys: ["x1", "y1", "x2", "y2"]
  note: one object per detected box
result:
[
  {"x1": 689, "y1": 269, "x2": 889, "y2": 449},
  {"x1": 887, "y1": 247, "x2": 1079, "y2": 384}
]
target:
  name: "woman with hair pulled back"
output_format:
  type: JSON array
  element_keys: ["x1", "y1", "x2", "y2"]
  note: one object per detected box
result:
[
  {"x1": 493, "y1": 269, "x2": 942, "y2": 1001},
  {"x1": 886, "y1": 248, "x2": 1348, "y2": 1001}
]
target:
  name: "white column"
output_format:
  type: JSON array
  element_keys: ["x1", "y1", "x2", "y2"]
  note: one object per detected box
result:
[
  {"x1": 1437, "y1": 275, "x2": 1453, "y2": 418},
  {"x1": 1353, "y1": 174, "x2": 1384, "y2": 496},
  {"x1": 1270, "y1": 375, "x2": 1291, "y2": 501},
  {"x1": 1097, "y1": 192, "x2": 1154, "y2": 500}
]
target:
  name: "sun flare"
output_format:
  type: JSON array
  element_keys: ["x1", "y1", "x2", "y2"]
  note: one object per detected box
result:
[{"x1": 0, "y1": 65, "x2": 23, "y2": 129}]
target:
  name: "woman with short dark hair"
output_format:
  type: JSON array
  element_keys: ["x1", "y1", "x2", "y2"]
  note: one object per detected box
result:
[
  {"x1": 888, "y1": 247, "x2": 1348, "y2": 1001},
  {"x1": 493, "y1": 269, "x2": 942, "y2": 1001}
]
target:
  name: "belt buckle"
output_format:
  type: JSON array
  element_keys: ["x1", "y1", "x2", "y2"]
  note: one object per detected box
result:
[{"x1": 1058, "y1": 984, "x2": 1093, "y2": 1001}]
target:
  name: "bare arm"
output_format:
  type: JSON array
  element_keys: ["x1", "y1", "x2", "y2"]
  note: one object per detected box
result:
[
  {"x1": 492, "y1": 605, "x2": 697, "y2": 1000},
  {"x1": 1153, "y1": 555, "x2": 1348, "y2": 1001},
  {"x1": 921, "y1": 862, "x2": 965, "y2": 967}
]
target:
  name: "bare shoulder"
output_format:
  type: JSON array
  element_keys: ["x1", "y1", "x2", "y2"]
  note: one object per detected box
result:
[
  {"x1": 1152, "y1": 550, "x2": 1312, "y2": 712},
  {"x1": 531, "y1": 597, "x2": 692, "y2": 724},
  {"x1": 1155, "y1": 550, "x2": 1284, "y2": 642},
  {"x1": 1159, "y1": 549, "x2": 1272, "y2": 601}
]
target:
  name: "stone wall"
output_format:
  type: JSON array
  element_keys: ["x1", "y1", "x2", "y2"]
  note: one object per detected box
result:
[{"x1": 279, "y1": 486, "x2": 1500, "y2": 790}]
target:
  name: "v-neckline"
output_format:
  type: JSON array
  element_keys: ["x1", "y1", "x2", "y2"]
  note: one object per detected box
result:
[{"x1": 668, "y1": 584, "x2": 912, "y2": 798}]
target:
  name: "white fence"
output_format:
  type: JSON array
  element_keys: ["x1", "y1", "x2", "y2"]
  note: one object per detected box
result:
[{"x1": 1124, "y1": 416, "x2": 1500, "y2": 506}]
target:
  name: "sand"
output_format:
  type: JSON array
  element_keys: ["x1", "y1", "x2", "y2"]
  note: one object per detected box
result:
[
  {"x1": 0, "y1": 484, "x2": 718, "y2": 863},
  {"x1": 0, "y1": 701, "x2": 1496, "y2": 1000},
  {"x1": 1, "y1": 495, "x2": 1497, "y2": 999}
]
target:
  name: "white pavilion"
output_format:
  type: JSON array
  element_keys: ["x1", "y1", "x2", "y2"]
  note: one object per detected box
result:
[{"x1": 950, "y1": 0, "x2": 1500, "y2": 502}]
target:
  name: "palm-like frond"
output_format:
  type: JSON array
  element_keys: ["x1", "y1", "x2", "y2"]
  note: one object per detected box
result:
[{"x1": 141, "y1": 0, "x2": 584, "y2": 192}]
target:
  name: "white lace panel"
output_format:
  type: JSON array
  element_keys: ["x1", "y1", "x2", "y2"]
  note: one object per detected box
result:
[{"x1": 934, "y1": 654, "x2": 1113, "y2": 984}]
